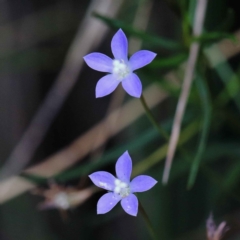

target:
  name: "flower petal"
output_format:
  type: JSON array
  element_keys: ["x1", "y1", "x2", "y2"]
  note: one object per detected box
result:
[
  {"x1": 115, "y1": 151, "x2": 132, "y2": 183},
  {"x1": 89, "y1": 171, "x2": 116, "y2": 191},
  {"x1": 111, "y1": 29, "x2": 128, "y2": 61},
  {"x1": 129, "y1": 50, "x2": 156, "y2": 71},
  {"x1": 121, "y1": 194, "x2": 138, "y2": 216},
  {"x1": 130, "y1": 175, "x2": 157, "y2": 193},
  {"x1": 96, "y1": 74, "x2": 120, "y2": 98},
  {"x1": 122, "y1": 73, "x2": 142, "y2": 98},
  {"x1": 83, "y1": 53, "x2": 113, "y2": 72},
  {"x1": 97, "y1": 192, "x2": 121, "y2": 214}
]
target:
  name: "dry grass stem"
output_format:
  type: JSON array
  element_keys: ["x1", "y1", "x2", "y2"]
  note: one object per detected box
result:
[
  {"x1": 0, "y1": 83, "x2": 169, "y2": 204},
  {"x1": 89, "y1": 0, "x2": 153, "y2": 159},
  {"x1": 33, "y1": 183, "x2": 99, "y2": 210},
  {"x1": 0, "y1": 0, "x2": 124, "y2": 180},
  {"x1": 1, "y1": 26, "x2": 240, "y2": 204},
  {"x1": 162, "y1": 0, "x2": 208, "y2": 184}
]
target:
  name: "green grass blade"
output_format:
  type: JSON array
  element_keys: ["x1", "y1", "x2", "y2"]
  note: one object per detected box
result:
[
  {"x1": 93, "y1": 13, "x2": 183, "y2": 50},
  {"x1": 187, "y1": 74, "x2": 212, "y2": 189},
  {"x1": 223, "y1": 160, "x2": 240, "y2": 190},
  {"x1": 148, "y1": 53, "x2": 188, "y2": 69},
  {"x1": 204, "y1": 44, "x2": 240, "y2": 112},
  {"x1": 192, "y1": 32, "x2": 236, "y2": 44},
  {"x1": 56, "y1": 126, "x2": 160, "y2": 181},
  {"x1": 132, "y1": 120, "x2": 200, "y2": 176}
]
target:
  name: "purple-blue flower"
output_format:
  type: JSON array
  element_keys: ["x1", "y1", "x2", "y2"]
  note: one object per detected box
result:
[
  {"x1": 89, "y1": 151, "x2": 157, "y2": 216},
  {"x1": 83, "y1": 29, "x2": 157, "y2": 98}
]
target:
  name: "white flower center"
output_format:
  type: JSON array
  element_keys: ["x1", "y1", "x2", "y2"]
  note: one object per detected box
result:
[
  {"x1": 112, "y1": 59, "x2": 130, "y2": 80},
  {"x1": 114, "y1": 178, "x2": 130, "y2": 198},
  {"x1": 54, "y1": 192, "x2": 70, "y2": 209}
]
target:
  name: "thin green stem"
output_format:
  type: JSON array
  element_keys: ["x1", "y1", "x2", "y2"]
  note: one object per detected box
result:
[
  {"x1": 179, "y1": 0, "x2": 191, "y2": 48},
  {"x1": 140, "y1": 94, "x2": 169, "y2": 140},
  {"x1": 140, "y1": 94, "x2": 200, "y2": 184},
  {"x1": 138, "y1": 201, "x2": 158, "y2": 240}
]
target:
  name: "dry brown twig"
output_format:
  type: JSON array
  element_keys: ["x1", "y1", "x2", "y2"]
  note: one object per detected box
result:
[
  {"x1": 162, "y1": 0, "x2": 208, "y2": 184},
  {"x1": 0, "y1": 82, "x2": 171, "y2": 204},
  {"x1": 74, "y1": 0, "x2": 153, "y2": 188},
  {"x1": 0, "y1": 0, "x2": 167, "y2": 205},
  {"x1": 1, "y1": 16, "x2": 240, "y2": 205},
  {"x1": 1, "y1": 27, "x2": 240, "y2": 204},
  {"x1": 0, "y1": 0, "x2": 124, "y2": 180},
  {"x1": 32, "y1": 182, "x2": 99, "y2": 210},
  {"x1": 89, "y1": 0, "x2": 153, "y2": 160}
]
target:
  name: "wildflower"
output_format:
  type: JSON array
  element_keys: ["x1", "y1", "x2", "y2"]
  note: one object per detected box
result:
[
  {"x1": 32, "y1": 182, "x2": 97, "y2": 210},
  {"x1": 206, "y1": 213, "x2": 228, "y2": 240},
  {"x1": 89, "y1": 151, "x2": 157, "y2": 216},
  {"x1": 83, "y1": 29, "x2": 156, "y2": 98}
]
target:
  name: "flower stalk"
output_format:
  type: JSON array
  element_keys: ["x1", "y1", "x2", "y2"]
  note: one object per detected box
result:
[
  {"x1": 140, "y1": 94, "x2": 169, "y2": 140},
  {"x1": 139, "y1": 201, "x2": 158, "y2": 240}
]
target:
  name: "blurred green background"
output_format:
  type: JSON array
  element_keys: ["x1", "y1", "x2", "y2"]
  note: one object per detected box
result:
[{"x1": 1, "y1": 0, "x2": 240, "y2": 239}]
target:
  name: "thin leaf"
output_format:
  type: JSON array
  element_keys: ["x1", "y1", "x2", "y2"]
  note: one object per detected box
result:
[
  {"x1": 56, "y1": 126, "x2": 159, "y2": 181},
  {"x1": 56, "y1": 113, "x2": 196, "y2": 182},
  {"x1": 171, "y1": 142, "x2": 240, "y2": 182},
  {"x1": 187, "y1": 0, "x2": 197, "y2": 27},
  {"x1": 132, "y1": 120, "x2": 200, "y2": 176},
  {"x1": 20, "y1": 173, "x2": 48, "y2": 185},
  {"x1": 204, "y1": 45, "x2": 240, "y2": 112},
  {"x1": 148, "y1": 53, "x2": 188, "y2": 68},
  {"x1": 187, "y1": 74, "x2": 212, "y2": 189},
  {"x1": 192, "y1": 32, "x2": 236, "y2": 44},
  {"x1": 223, "y1": 161, "x2": 240, "y2": 189},
  {"x1": 93, "y1": 13, "x2": 183, "y2": 50}
]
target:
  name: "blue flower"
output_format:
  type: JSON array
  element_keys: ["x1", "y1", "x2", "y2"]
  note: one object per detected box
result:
[
  {"x1": 89, "y1": 151, "x2": 157, "y2": 216},
  {"x1": 83, "y1": 29, "x2": 156, "y2": 98}
]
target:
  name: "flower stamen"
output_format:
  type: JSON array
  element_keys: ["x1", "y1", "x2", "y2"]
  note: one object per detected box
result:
[
  {"x1": 112, "y1": 59, "x2": 130, "y2": 80},
  {"x1": 114, "y1": 178, "x2": 130, "y2": 198}
]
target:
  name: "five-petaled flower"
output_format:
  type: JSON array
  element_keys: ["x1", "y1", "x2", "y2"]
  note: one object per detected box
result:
[
  {"x1": 83, "y1": 29, "x2": 157, "y2": 98},
  {"x1": 89, "y1": 151, "x2": 157, "y2": 216}
]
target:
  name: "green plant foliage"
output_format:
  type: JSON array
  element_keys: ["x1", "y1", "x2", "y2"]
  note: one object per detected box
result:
[
  {"x1": 93, "y1": 13, "x2": 183, "y2": 50},
  {"x1": 1, "y1": 0, "x2": 240, "y2": 239},
  {"x1": 187, "y1": 74, "x2": 212, "y2": 188}
]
